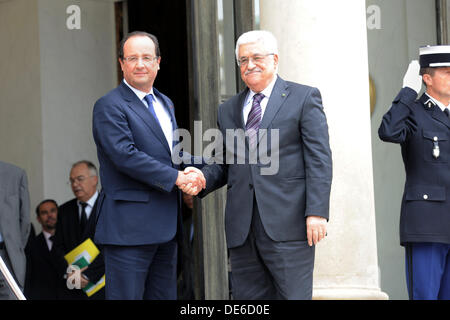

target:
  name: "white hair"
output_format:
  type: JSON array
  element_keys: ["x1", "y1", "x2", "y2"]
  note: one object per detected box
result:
[{"x1": 235, "y1": 30, "x2": 279, "y2": 64}]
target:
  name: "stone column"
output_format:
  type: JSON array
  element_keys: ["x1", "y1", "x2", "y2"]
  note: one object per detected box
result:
[{"x1": 260, "y1": 0, "x2": 388, "y2": 299}]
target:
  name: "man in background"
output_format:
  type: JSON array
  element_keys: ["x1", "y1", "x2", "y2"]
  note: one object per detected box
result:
[
  {"x1": 25, "y1": 199, "x2": 59, "y2": 299},
  {"x1": 53, "y1": 160, "x2": 105, "y2": 300},
  {"x1": 0, "y1": 161, "x2": 30, "y2": 300}
]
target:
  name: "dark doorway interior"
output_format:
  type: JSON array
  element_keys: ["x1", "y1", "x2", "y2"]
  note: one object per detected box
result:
[
  {"x1": 127, "y1": 0, "x2": 191, "y2": 131},
  {"x1": 126, "y1": 0, "x2": 196, "y2": 300}
]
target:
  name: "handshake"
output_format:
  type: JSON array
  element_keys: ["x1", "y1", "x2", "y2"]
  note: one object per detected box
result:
[{"x1": 175, "y1": 167, "x2": 206, "y2": 196}]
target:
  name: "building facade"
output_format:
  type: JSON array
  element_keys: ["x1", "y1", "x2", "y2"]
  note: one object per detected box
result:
[{"x1": 0, "y1": 0, "x2": 448, "y2": 299}]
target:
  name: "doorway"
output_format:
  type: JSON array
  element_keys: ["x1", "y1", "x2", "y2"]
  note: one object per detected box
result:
[{"x1": 116, "y1": 0, "x2": 191, "y2": 131}]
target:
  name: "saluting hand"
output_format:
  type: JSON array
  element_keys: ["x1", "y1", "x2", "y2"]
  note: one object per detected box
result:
[{"x1": 402, "y1": 60, "x2": 422, "y2": 94}]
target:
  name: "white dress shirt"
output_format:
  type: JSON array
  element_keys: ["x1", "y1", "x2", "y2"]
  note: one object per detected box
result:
[
  {"x1": 242, "y1": 75, "x2": 278, "y2": 125},
  {"x1": 42, "y1": 230, "x2": 54, "y2": 251},
  {"x1": 123, "y1": 79, "x2": 174, "y2": 152},
  {"x1": 77, "y1": 191, "x2": 98, "y2": 222}
]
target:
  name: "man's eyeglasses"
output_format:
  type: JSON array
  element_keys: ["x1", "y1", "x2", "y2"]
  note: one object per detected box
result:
[
  {"x1": 68, "y1": 176, "x2": 93, "y2": 185},
  {"x1": 122, "y1": 56, "x2": 159, "y2": 65},
  {"x1": 237, "y1": 53, "x2": 274, "y2": 67}
]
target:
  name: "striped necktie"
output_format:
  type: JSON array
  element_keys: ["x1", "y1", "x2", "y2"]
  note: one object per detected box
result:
[{"x1": 246, "y1": 93, "x2": 264, "y2": 149}]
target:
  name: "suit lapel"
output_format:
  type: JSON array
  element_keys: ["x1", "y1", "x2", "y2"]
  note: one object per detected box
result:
[
  {"x1": 233, "y1": 90, "x2": 248, "y2": 130},
  {"x1": 154, "y1": 88, "x2": 178, "y2": 130},
  {"x1": 420, "y1": 93, "x2": 450, "y2": 129},
  {"x1": 154, "y1": 88, "x2": 178, "y2": 150},
  {"x1": 37, "y1": 233, "x2": 53, "y2": 265},
  {"x1": 431, "y1": 108, "x2": 450, "y2": 129},
  {"x1": 83, "y1": 199, "x2": 98, "y2": 240},
  {"x1": 118, "y1": 82, "x2": 172, "y2": 154},
  {"x1": 258, "y1": 76, "x2": 289, "y2": 144}
]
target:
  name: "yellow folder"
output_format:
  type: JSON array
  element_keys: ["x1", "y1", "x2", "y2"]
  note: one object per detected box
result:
[{"x1": 64, "y1": 238, "x2": 105, "y2": 297}]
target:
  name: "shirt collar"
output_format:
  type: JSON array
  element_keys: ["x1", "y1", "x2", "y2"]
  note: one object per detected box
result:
[
  {"x1": 42, "y1": 230, "x2": 53, "y2": 241},
  {"x1": 425, "y1": 93, "x2": 450, "y2": 111},
  {"x1": 78, "y1": 191, "x2": 98, "y2": 208},
  {"x1": 123, "y1": 79, "x2": 154, "y2": 102},
  {"x1": 245, "y1": 74, "x2": 278, "y2": 105}
]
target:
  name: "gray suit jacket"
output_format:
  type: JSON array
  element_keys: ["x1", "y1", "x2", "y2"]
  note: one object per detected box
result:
[
  {"x1": 200, "y1": 76, "x2": 332, "y2": 248},
  {"x1": 0, "y1": 161, "x2": 30, "y2": 287}
]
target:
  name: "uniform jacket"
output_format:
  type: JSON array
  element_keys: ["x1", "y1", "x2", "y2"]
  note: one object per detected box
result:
[
  {"x1": 379, "y1": 87, "x2": 450, "y2": 245},
  {"x1": 200, "y1": 76, "x2": 333, "y2": 248}
]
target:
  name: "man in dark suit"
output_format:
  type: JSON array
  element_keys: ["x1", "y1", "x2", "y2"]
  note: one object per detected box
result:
[
  {"x1": 0, "y1": 161, "x2": 30, "y2": 300},
  {"x1": 379, "y1": 45, "x2": 450, "y2": 300},
  {"x1": 184, "y1": 30, "x2": 332, "y2": 300},
  {"x1": 24, "y1": 199, "x2": 59, "y2": 299},
  {"x1": 92, "y1": 31, "x2": 204, "y2": 300},
  {"x1": 52, "y1": 160, "x2": 105, "y2": 300}
]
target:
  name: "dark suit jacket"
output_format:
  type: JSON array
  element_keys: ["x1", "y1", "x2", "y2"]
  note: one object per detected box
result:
[
  {"x1": 24, "y1": 232, "x2": 59, "y2": 300},
  {"x1": 200, "y1": 76, "x2": 333, "y2": 248},
  {"x1": 92, "y1": 82, "x2": 193, "y2": 246},
  {"x1": 379, "y1": 87, "x2": 450, "y2": 245},
  {"x1": 52, "y1": 197, "x2": 105, "y2": 300}
]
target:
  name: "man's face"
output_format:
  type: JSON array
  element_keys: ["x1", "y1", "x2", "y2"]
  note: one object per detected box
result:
[
  {"x1": 37, "y1": 202, "x2": 58, "y2": 232},
  {"x1": 238, "y1": 41, "x2": 278, "y2": 93},
  {"x1": 424, "y1": 67, "x2": 450, "y2": 105},
  {"x1": 69, "y1": 164, "x2": 98, "y2": 202},
  {"x1": 119, "y1": 35, "x2": 161, "y2": 93}
]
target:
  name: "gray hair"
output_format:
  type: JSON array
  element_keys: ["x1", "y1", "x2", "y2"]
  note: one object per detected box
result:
[
  {"x1": 72, "y1": 160, "x2": 98, "y2": 177},
  {"x1": 235, "y1": 30, "x2": 279, "y2": 64}
]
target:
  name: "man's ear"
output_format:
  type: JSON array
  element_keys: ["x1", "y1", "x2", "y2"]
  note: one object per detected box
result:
[
  {"x1": 93, "y1": 176, "x2": 99, "y2": 187},
  {"x1": 119, "y1": 58, "x2": 124, "y2": 72},
  {"x1": 422, "y1": 74, "x2": 432, "y2": 87},
  {"x1": 273, "y1": 53, "x2": 279, "y2": 68}
]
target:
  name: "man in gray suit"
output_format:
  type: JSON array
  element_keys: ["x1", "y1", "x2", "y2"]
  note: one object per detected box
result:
[
  {"x1": 0, "y1": 161, "x2": 30, "y2": 299},
  {"x1": 184, "y1": 30, "x2": 332, "y2": 299}
]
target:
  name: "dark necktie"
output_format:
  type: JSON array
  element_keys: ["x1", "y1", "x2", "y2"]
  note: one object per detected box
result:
[
  {"x1": 48, "y1": 235, "x2": 55, "y2": 251},
  {"x1": 246, "y1": 93, "x2": 264, "y2": 149},
  {"x1": 144, "y1": 94, "x2": 161, "y2": 126},
  {"x1": 80, "y1": 202, "x2": 88, "y2": 233},
  {"x1": 445, "y1": 108, "x2": 450, "y2": 118}
]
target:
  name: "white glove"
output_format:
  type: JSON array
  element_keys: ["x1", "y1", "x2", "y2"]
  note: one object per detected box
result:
[{"x1": 402, "y1": 60, "x2": 422, "y2": 93}]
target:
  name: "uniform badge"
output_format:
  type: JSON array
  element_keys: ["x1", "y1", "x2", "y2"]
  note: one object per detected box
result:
[{"x1": 433, "y1": 137, "x2": 440, "y2": 159}]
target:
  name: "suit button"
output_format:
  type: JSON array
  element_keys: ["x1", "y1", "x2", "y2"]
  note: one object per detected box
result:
[{"x1": 423, "y1": 194, "x2": 428, "y2": 200}]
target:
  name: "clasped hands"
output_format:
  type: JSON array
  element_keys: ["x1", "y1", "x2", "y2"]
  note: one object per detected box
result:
[{"x1": 176, "y1": 167, "x2": 205, "y2": 195}]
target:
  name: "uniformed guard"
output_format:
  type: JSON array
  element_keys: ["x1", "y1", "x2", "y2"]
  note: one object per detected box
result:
[{"x1": 379, "y1": 45, "x2": 450, "y2": 300}]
